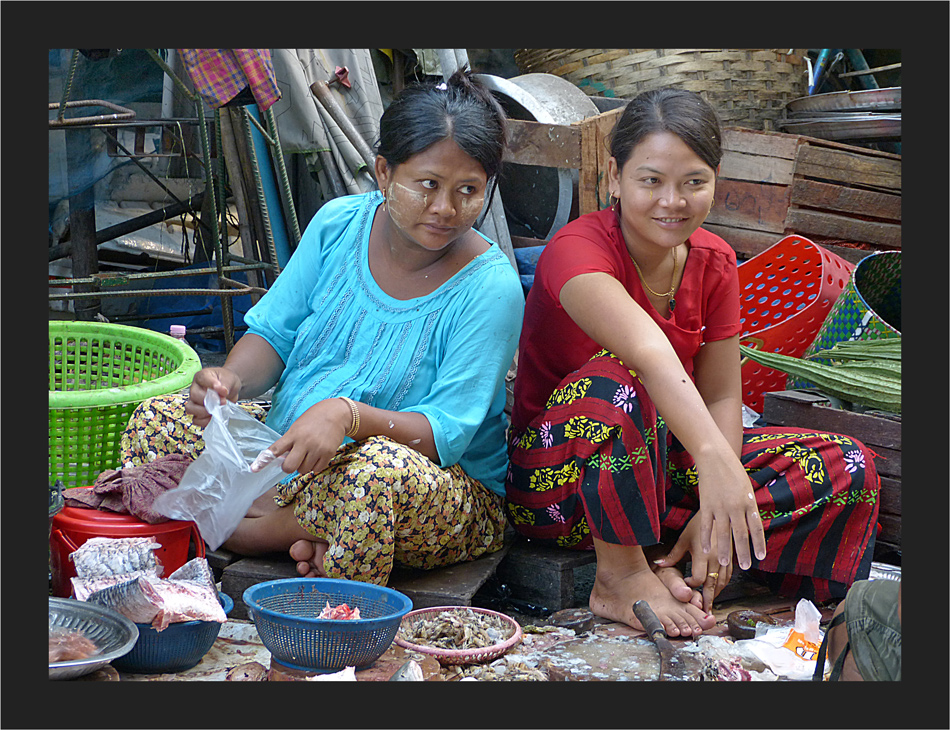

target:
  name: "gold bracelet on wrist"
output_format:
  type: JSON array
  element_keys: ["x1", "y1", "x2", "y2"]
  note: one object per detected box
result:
[{"x1": 339, "y1": 396, "x2": 360, "y2": 438}]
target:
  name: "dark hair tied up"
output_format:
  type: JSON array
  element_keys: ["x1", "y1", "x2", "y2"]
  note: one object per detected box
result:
[
  {"x1": 375, "y1": 68, "x2": 508, "y2": 185},
  {"x1": 609, "y1": 88, "x2": 722, "y2": 173}
]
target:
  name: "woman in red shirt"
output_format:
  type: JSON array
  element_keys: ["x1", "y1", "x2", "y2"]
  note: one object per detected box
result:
[{"x1": 507, "y1": 88, "x2": 880, "y2": 637}]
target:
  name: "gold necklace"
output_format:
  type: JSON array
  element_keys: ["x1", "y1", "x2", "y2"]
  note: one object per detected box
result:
[{"x1": 630, "y1": 245, "x2": 680, "y2": 311}]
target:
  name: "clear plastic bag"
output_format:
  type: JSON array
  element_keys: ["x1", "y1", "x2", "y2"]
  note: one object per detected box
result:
[
  {"x1": 740, "y1": 598, "x2": 824, "y2": 680},
  {"x1": 153, "y1": 391, "x2": 287, "y2": 550}
]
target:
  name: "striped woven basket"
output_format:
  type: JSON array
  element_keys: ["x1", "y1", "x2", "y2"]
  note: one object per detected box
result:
[{"x1": 513, "y1": 49, "x2": 808, "y2": 130}]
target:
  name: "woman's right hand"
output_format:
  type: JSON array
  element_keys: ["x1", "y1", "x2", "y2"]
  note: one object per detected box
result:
[
  {"x1": 694, "y1": 451, "x2": 767, "y2": 573},
  {"x1": 185, "y1": 367, "x2": 243, "y2": 427}
]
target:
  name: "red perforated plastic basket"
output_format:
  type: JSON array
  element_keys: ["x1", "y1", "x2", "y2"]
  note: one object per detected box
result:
[{"x1": 737, "y1": 235, "x2": 854, "y2": 413}]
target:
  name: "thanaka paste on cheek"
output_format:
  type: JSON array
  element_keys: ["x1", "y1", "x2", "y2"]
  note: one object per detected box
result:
[
  {"x1": 386, "y1": 182, "x2": 427, "y2": 229},
  {"x1": 387, "y1": 182, "x2": 483, "y2": 231},
  {"x1": 455, "y1": 192, "x2": 484, "y2": 228}
]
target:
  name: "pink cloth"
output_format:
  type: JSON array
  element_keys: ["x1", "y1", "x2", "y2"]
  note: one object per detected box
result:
[
  {"x1": 64, "y1": 453, "x2": 193, "y2": 524},
  {"x1": 178, "y1": 49, "x2": 281, "y2": 111}
]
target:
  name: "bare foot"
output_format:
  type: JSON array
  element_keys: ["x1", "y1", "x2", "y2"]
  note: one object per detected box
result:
[
  {"x1": 641, "y1": 543, "x2": 703, "y2": 610},
  {"x1": 590, "y1": 539, "x2": 715, "y2": 637},
  {"x1": 289, "y1": 539, "x2": 330, "y2": 578},
  {"x1": 653, "y1": 565, "x2": 704, "y2": 610}
]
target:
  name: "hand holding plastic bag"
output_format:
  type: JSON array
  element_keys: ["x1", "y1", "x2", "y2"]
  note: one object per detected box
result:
[{"x1": 153, "y1": 391, "x2": 287, "y2": 550}]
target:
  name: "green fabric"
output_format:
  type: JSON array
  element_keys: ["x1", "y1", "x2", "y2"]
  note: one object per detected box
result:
[{"x1": 843, "y1": 579, "x2": 902, "y2": 681}]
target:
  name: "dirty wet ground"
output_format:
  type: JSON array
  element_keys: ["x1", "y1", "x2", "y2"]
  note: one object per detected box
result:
[{"x1": 70, "y1": 344, "x2": 900, "y2": 683}]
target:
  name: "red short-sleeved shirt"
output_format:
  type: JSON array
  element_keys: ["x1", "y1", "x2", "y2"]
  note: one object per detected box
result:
[{"x1": 510, "y1": 207, "x2": 741, "y2": 433}]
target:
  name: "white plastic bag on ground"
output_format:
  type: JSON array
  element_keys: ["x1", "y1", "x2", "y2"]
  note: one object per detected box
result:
[
  {"x1": 739, "y1": 598, "x2": 825, "y2": 680},
  {"x1": 153, "y1": 391, "x2": 287, "y2": 550}
]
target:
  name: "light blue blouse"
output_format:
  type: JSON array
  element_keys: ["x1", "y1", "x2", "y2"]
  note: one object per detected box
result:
[{"x1": 244, "y1": 191, "x2": 524, "y2": 496}]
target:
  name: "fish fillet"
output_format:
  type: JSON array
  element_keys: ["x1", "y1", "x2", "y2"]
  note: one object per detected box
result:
[{"x1": 69, "y1": 536, "x2": 163, "y2": 580}]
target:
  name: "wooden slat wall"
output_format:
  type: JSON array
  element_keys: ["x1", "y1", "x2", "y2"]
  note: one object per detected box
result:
[{"x1": 711, "y1": 127, "x2": 901, "y2": 262}]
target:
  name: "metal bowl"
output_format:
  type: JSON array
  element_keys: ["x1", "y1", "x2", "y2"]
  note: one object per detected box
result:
[{"x1": 49, "y1": 597, "x2": 139, "y2": 680}]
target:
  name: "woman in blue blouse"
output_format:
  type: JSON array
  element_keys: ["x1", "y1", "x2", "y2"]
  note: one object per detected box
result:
[{"x1": 124, "y1": 70, "x2": 524, "y2": 585}]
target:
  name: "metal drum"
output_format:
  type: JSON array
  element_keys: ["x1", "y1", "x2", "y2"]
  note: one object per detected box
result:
[{"x1": 476, "y1": 73, "x2": 600, "y2": 241}]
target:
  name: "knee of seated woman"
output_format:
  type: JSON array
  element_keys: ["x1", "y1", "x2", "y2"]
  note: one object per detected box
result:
[{"x1": 344, "y1": 435, "x2": 437, "y2": 471}]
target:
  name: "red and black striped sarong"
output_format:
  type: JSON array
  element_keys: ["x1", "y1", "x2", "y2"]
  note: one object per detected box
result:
[{"x1": 506, "y1": 351, "x2": 880, "y2": 602}]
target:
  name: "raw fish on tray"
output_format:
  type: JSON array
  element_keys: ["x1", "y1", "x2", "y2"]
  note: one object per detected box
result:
[
  {"x1": 49, "y1": 629, "x2": 100, "y2": 663},
  {"x1": 84, "y1": 574, "x2": 164, "y2": 624},
  {"x1": 71, "y1": 570, "x2": 154, "y2": 601},
  {"x1": 73, "y1": 546, "x2": 227, "y2": 630}
]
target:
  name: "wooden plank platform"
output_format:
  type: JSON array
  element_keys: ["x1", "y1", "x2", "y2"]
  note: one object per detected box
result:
[
  {"x1": 215, "y1": 533, "x2": 604, "y2": 619},
  {"x1": 219, "y1": 543, "x2": 513, "y2": 619}
]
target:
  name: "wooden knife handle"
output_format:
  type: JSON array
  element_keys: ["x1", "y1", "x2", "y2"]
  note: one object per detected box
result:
[{"x1": 632, "y1": 600, "x2": 667, "y2": 640}]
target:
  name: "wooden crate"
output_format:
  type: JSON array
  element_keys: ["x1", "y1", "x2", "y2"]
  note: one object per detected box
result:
[
  {"x1": 502, "y1": 107, "x2": 622, "y2": 249},
  {"x1": 704, "y1": 128, "x2": 901, "y2": 264},
  {"x1": 762, "y1": 390, "x2": 901, "y2": 561}
]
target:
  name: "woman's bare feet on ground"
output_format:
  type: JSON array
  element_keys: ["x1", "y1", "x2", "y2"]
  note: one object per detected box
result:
[
  {"x1": 590, "y1": 539, "x2": 715, "y2": 637},
  {"x1": 653, "y1": 565, "x2": 704, "y2": 610},
  {"x1": 289, "y1": 539, "x2": 330, "y2": 578},
  {"x1": 642, "y1": 543, "x2": 704, "y2": 610}
]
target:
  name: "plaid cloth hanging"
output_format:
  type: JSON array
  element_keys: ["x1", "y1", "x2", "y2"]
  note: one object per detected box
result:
[{"x1": 178, "y1": 49, "x2": 281, "y2": 111}]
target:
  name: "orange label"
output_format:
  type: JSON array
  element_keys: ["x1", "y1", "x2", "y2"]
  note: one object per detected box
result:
[{"x1": 781, "y1": 629, "x2": 821, "y2": 662}]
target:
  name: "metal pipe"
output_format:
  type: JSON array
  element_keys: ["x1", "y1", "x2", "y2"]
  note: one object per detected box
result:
[
  {"x1": 308, "y1": 80, "x2": 377, "y2": 171},
  {"x1": 49, "y1": 262, "x2": 270, "y2": 288},
  {"x1": 48, "y1": 192, "x2": 206, "y2": 261},
  {"x1": 49, "y1": 99, "x2": 137, "y2": 128},
  {"x1": 843, "y1": 49, "x2": 880, "y2": 90},
  {"x1": 265, "y1": 105, "x2": 301, "y2": 247}
]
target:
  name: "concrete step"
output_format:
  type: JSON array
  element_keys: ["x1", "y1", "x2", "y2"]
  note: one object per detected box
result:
[{"x1": 494, "y1": 538, "x2": 597, "y2": 612}]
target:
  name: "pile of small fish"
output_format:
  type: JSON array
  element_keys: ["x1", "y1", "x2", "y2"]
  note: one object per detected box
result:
[
  {"x1": 398, "y1": 608, "x2": 511, "y2": 651},
  {"x1": 70, "y1": 536, "x2": 226, "y2": 630},
  {"x1": 446, "y1": 655, "x2": 549, "y2": 681}
]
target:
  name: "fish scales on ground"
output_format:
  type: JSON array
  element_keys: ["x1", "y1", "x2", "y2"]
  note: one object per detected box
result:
[{"x1": 69, "y1": 536, "x2": 163, "y2": 580}]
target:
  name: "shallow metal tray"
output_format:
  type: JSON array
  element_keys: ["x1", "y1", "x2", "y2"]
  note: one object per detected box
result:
[
  {"x1": 786, "y1": 87, "x2": 901, "y2": 114},
  {"x1": 778, "y1": 114, "x2": 901, "y2": 141},
  {"x1": 49, "y1": 597, "x2": 139, "y2": 680}
]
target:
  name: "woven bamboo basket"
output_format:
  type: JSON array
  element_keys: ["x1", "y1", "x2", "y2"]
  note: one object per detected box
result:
[{"x1": 513, "y1": 49, "x2": 808, "y2": 130}]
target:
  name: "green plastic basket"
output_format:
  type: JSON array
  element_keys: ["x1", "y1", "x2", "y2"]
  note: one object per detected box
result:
[
  {"x1": 788, "y1": 250, "x2": 901, "y2": 390},
  {"x1": 49, "y1": 321, "x2": 202, "y2": 488}
]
